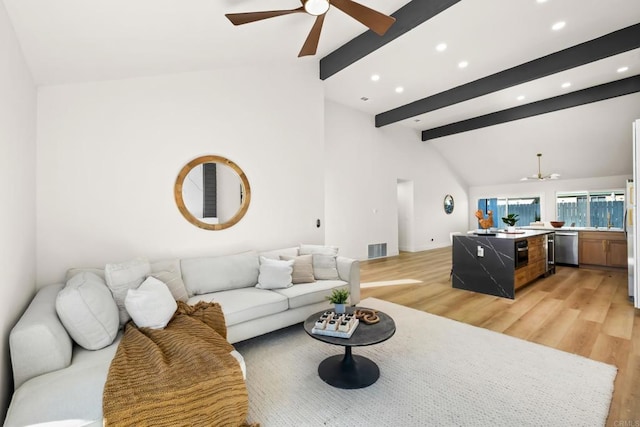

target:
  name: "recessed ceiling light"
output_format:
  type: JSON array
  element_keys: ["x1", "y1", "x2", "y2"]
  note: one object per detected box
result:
[
  {"x1": 395, "y1": 87, "x2": 404, "y2": 94},
  {"x1": 617, "y1": 66, "x2": 629, "y2": 73},
  {"x1": 561, "y1": 82, "x2": 571, "y2": 88},
  {"x1": 552, "y1": 21, "x2": 566, "y2": 31},
  {"x1": 517, "y1": 95, "x2": 525, "y2": 101},
  {"x1": 458, "y1": 61, "x2": 468, "y2": 69},
  {"x1": 436, "y1": 43, "x2": 447, "y2": 52},
  {"x1": 360, "y1": 96, "x2": 369, "y2": 101},
  {"x1": 536, "y1": 0, "x2": 548, "y2": 3},
  {"x1": 371, "y1": 74, "x2": 380, "y2": 82}
]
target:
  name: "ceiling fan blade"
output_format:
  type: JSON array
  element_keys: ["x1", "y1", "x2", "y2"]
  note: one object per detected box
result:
[
  {"x1": 299, "y1": 14, "x2": 326, "y2": 57},
  {"x1": 225, "y1": 7, "x2": 305, "y2": 26},
  {"x1": 329, "y1": 0, "x2": 396, "y2": 36}
]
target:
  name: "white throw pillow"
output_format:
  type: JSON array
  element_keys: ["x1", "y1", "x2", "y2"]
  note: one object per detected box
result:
[
  {"x1": 299, "y1": 244, "x2": 339, "y2": 256},
  {"x1": 56, "y1": 272, "x2": 120, "y2": 350},
  {"x1": 256, "y1": 257, "x2": 294, "y2": 289},
  {"x1": 125, "y1": 277, "x2": 178, "y2": 329},
  {"x1": 105, "y1": 258, "x2": 151, "y2": 325},
  {"x1": 312, "y1": 254, "x2": 340, "y2": 280}
]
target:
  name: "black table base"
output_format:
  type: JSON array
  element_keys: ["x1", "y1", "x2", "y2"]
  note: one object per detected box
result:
[{"x1": 318, "y1": 346, "x2": 379, "y2": 389}]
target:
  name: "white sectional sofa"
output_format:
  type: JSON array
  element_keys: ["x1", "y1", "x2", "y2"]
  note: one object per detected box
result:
[{"x1": 5, "y1": 246, "x2": 360, "y2": 427}]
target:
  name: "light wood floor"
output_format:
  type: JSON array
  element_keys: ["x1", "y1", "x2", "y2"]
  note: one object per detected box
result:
[{"x1": 360, "y1": 247, "x2": 639, "y2": 426}]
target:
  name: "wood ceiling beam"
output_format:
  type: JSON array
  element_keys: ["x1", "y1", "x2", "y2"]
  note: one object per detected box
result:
[
  {"x1": 421, "y1": 75, "x2": 640, "y2": 141},
  {"x1": 376, "y1": 23, "x2": 640, "y2": 127},
  {"x1": 319, "y1": 0, "x2": 461, "y2": 80}
]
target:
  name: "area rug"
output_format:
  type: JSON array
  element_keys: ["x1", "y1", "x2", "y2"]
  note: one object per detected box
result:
[{"x1": 234, "y1": 298, "x2": 616, "y2": 426}]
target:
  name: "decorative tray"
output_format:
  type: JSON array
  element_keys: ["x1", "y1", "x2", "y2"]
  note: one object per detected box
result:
[{"x1": 311, "y1": 311, "x2": 359, "y2": 339}]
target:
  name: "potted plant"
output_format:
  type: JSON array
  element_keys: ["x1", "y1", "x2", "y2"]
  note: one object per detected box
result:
[
  {"x1": 326, "y1": 288, "x2": 350, "y2": 314},
  {"x1": 502, "y1": 213, "x2": 519, "y2": 233}
]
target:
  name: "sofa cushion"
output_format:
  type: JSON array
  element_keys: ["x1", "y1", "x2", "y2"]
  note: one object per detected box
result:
[
  {"x1": 65, "y1": 267, "x2": 105, "y2": 281},
  {"x1": 280, "y1": 254, "x2": 315, "y2": 284},
  {"x1": 187, "y1": 288, "x2": 288, "y2": 327},
  {"x1": 181, "y1": 251, "x2": 259, "y2": 296},
  {"x1": 148, "y1": 259, "x2": 188, "y2": 302},
  {"x1": 56, "y1": 272, "x2": 120, "y2": 350},
  {"x1": 299, "y1": 244, "x2": 338, "y2": 256},
  {"x1": 273, "y1": 280, "x2": 349, "y2": 309},
  {"x1": 105, "y1": 258, "x2": 151, "y2": 325},
  {"x1": 125, "y1": 277, "x2": 177, "y2": 329},
  {"x1": 5, "y1": 337, "x2": 121, "y2": 427},
  {"x1": 259, "y1": 247, "x2": 299, "y2": 260},
  {"x1": 312, "y1": 254, "x2": 340, "y2": 280},
  {"x1": 256, "y1": 257, "x2": 294, "y2": 289},
  {"x1": 149, "y1": 270, "x2": 189, "y2": 302},
  {"x1": 10, "y1": 284, "x2": 73, "y2": 390}
]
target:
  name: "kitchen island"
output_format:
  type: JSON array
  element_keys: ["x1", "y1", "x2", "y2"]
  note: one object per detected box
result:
[{"x1": 452, "y1": 230, "x2": 554, "y2": 299}]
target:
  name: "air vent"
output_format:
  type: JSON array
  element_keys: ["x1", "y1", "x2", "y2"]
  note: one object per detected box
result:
[{"x1": 368, "y1": 243, "x2": 387, "y2": 259}]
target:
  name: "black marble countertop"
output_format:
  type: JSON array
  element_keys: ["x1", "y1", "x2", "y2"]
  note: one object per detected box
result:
[{"x1": 467, "y1": 229, "x2": 553, "y2": 239}]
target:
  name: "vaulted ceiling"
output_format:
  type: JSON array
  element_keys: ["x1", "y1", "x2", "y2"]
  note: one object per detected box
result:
[{"x1": 4, "y1": 0, "x2": 640, "y2": 187}]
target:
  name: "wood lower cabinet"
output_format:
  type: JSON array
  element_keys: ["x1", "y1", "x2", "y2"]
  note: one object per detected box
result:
[
  {"x1": 578, "y1": 231, "x2": 626, "y2": 268},
  {"x1": 608, "y1": 239, "x2": 628, "y2": 268},
  {"x1": 514, "y1": 235, "x2": 548, "y2": 290}
]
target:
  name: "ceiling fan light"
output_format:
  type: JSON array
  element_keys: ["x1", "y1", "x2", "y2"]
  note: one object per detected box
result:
[
  {"x1": 520, "y1": 153, "x2": 559, "y2": 182},
  {"x1": 304, "y1": 0, "x2": 330, "y2": 16}
]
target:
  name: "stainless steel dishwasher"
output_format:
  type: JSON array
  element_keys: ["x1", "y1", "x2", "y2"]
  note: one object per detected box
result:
[{"x1": 555, "y1": 231, "x2": 579, "y2": 266}]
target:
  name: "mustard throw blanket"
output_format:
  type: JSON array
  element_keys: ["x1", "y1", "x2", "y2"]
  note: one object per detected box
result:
[{"x1": 103, "y1": 301, "x2": 250, "y2": 426}]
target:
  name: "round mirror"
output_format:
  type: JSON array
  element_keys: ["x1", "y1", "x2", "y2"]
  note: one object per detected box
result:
[
  {"x1": 444, "y1": 194, "x2": 454, "y2": 215},
  {"x1": 174, "y1": 155, "x2": 251, "y2": 230}
]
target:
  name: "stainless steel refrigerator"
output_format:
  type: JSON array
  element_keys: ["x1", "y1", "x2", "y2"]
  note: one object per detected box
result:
[{"x1": 630, "y1": 119, "x2": 640, "y2": 308}]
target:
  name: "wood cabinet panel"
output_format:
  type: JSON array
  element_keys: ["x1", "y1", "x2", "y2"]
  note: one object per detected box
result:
[
  {"x1": 578, "y1": 232, "x2": 627, "y2": 268},
  {"x1": 608, "y1": 240, "x2": 628, "y2": 268},
  {"x1": 514, "y1": 267, "x2": 528, "y2": 289},
  {"x1": 580, "y1": 238, "x2": 608, "y2": 266},
  {"x1": 514, "y1": 235, "x2": 548, "y2": 290}
]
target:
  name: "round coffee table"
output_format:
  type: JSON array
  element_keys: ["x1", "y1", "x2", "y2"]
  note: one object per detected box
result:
[{"x1": 303, "y1": 307, "x2": 395, "y2": 389}]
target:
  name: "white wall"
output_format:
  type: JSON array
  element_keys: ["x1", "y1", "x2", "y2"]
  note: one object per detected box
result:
[
  {"x1": 36, "y1": 63, "x2": 324, "y2": 284},
  {"x1": 0, "y1": 3, "x2": 37, "y2": 419},
  {"x1": 469, "y1": 175, "x2": 630, "y2": 230},
  {"x1": 325, "y1": 100, "x2": 469, "y2": 260},
  {"x1": 397, "y1": 180, "x2": 414, "y2": 252}
]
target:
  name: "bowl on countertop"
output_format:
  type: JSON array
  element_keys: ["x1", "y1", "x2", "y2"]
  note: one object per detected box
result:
[{"x1": 550, "y1": 221, "x2": 565, "y2": 228}]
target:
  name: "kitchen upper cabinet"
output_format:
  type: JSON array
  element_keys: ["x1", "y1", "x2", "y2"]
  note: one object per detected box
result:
[{"x1": 578, "y1": 231, "x2": 627, "y2": 268}]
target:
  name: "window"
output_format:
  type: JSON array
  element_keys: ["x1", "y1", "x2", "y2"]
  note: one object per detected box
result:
[
  {"x1": 556, "y1": 190, "x2": 624, "y2": 228},
  {"x1": 556, "y1": 193, "x2": 588, "y2": 227},
  {"x1": 478, "y1": 197, "x2": 540, "y2": 227}
]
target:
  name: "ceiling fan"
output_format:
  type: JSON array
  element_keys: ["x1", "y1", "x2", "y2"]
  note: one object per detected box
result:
[
  {"x1": 520, "y1": 153, "x2": 560, "y2": 181},
  {"x1": 225, "y1": 0, "x2": 396, "y2": 57}
]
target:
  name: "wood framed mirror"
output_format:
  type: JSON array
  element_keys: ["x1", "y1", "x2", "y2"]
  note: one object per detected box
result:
[{"x1": 174, "y1": 155, "x2": 251, "y2": 230}]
